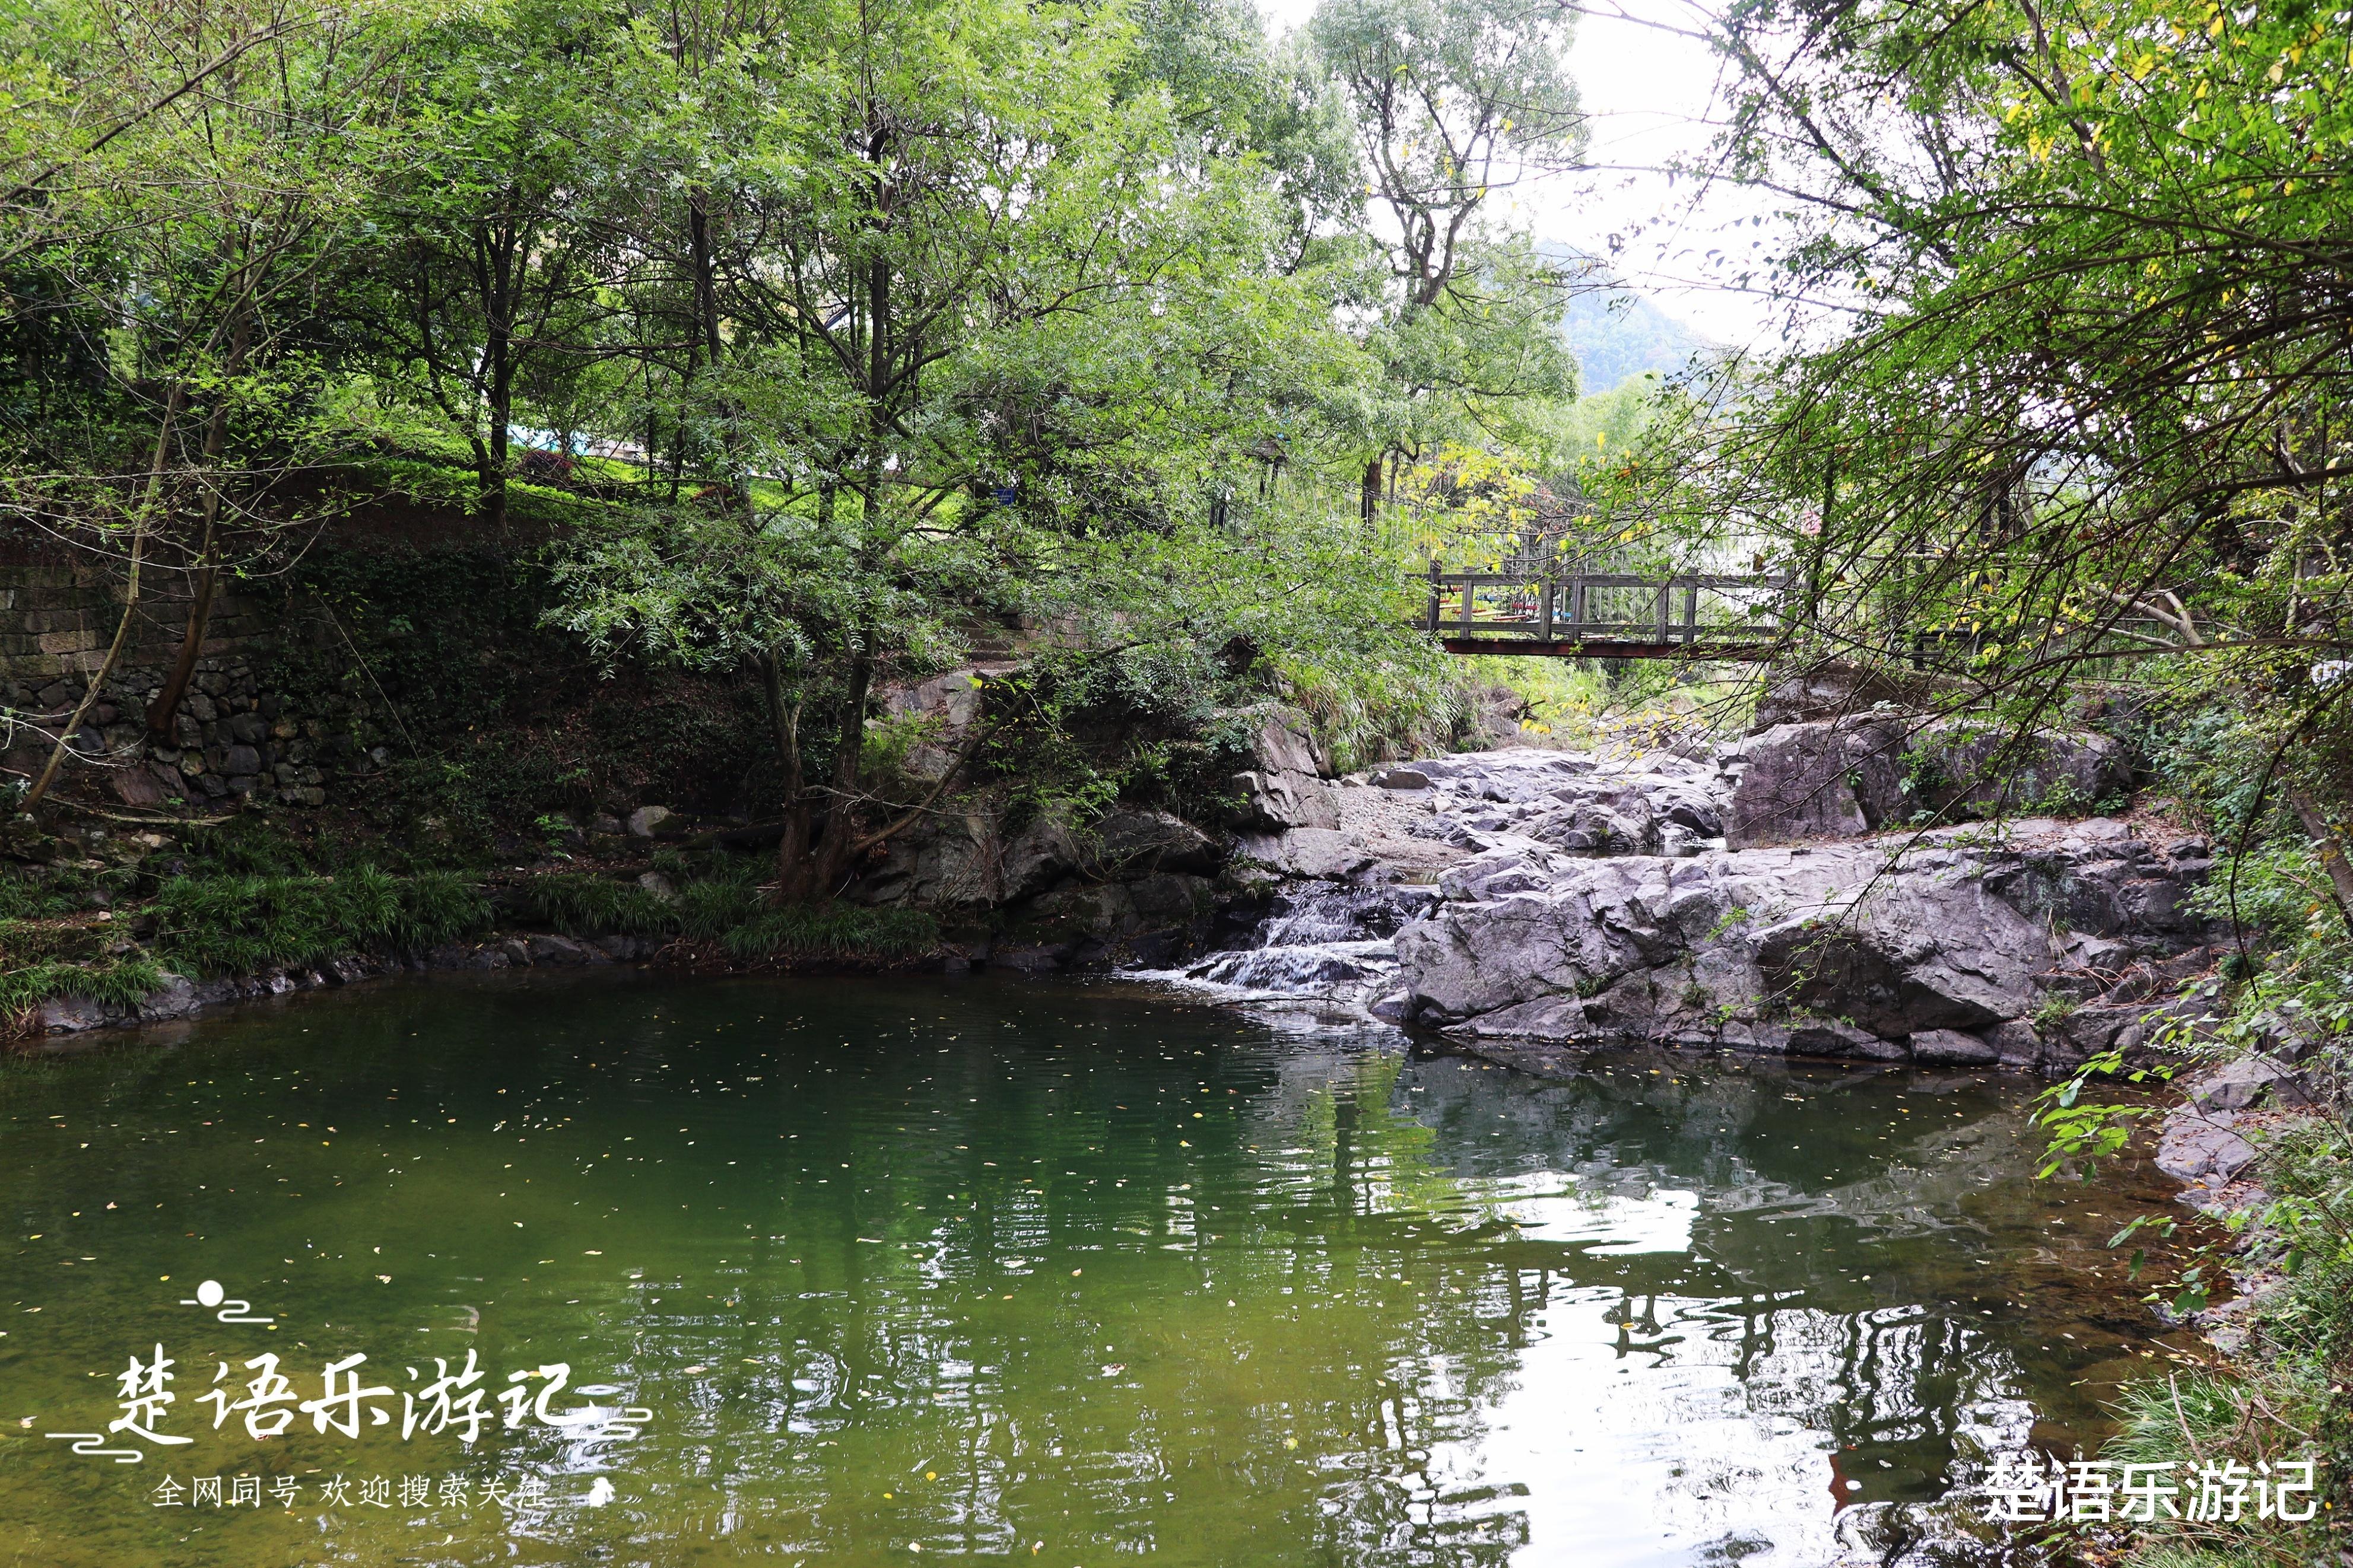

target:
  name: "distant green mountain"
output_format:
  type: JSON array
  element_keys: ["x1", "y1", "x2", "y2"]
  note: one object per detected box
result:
[{"x1": 1541, "y1": 248, "x2": 1713, "y2": 393}]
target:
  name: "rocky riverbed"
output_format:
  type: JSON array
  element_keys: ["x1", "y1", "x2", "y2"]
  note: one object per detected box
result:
[
  {"x1": 28, "y1": 697, "x2": 2224, "y2": 1085},
  {"x1": 1148, "y1": 718, "x2": 2223, "y2": 1079}
]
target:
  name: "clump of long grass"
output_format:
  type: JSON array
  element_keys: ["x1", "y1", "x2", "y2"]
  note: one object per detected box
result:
[
  {"x1": 0, "y1": 955, "x2": 167, "y2": 1015},
  {"x1": 674, "y1": 861, "x2": 766, "y2": 941},
  {"x1": 717, "y1": 904, "x2": 939, "y2": 962},
  {"x1": 154, "y1": 869, "x2": 490, "y2": 976},
  {"x1": 509, "y1": 873, "x2": 675, "y2": 936}
]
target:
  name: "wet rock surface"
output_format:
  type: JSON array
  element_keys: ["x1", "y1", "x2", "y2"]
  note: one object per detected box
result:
[{"x1": 1141, "y1": 733, "x2": 2215, "y2": 1076}]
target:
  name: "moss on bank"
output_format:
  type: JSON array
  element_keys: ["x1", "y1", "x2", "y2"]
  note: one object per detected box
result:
[{"x1": 2, "y1": 848, "x2": 944, "y2": 1041}]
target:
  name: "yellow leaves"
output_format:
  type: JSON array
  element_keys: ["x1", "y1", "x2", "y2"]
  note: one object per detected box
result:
[
  {"x1": 2208, "y1": 14, "x2": 2224, "y2": 36},
  {"x1": 2266, "y1": 61, "x2": 2284, "y2": 83}
]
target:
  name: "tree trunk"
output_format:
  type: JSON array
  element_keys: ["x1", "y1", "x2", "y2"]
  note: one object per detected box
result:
[
  {"x1": 2287, "y1": 785, "x2": 2353, "y2": 932},
  {"x1": 1361, "y1": 454, "x2": 1383, "y2": 524},
  {"x1": 25, "y1": 389, "x2": 180, "y2": 813},
  {"x1": 476, "y1": 214, "x2": 519, "y2": 528},
  {"x1": 143, "y1": 313, "x2": 250, "y2": 739},
  {"x1": 806, "y1": 638, "x2": 874, "y2": 898},
  {"x1": 761, "y1": 651, "x2": 812, "y2": 904},
  {"x1": 686, "y1": 186, "x2": 752, "y2": 512}
]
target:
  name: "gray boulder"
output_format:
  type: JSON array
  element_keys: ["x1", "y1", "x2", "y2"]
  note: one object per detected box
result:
[
  {"x1": 1906, "y1": 718, "x2": 2130, "y2": 820},
  {"x1": 854, "y1": 811, "x2": 1005, "y2": 907},
  {"x1": 1225, "y1": 707, "x2": 1338, "y2": 829},
  {"x1": 878, "y1": 664, "x2": 1022, "y2": 780},
  {"x1": 1234, "y1": 828, "x2": 1374, "y2": 881},
  {"x1": 1393, "y1": 820, "x2": 2211, "y2": 1069},
  {"x1": 1908, "y1": 1028, "x2": 2001, "y2": 1066},
  {"x1": 1726, "y1": 718, "x2": 1904, "y2": 845},
  {"x1": 999, "y1": 815, "x2": 1081, "y2": 901},
  {"x1": 2185, "y1": 1055, "x2": 2311, "y2": 1112},
  {"x1": 1087, "y1": 809, "x2": 1218, "y2": 876},
  {"x1": 2155, "y1": 1109, "x2": 2259, "y2": 1185},
  {"x1": 1228, "y1": 768, "x2": 1341, "y2": 831},
  {"x1": 1727, "y1": 717, "x2": 2129, "y2": 847}
]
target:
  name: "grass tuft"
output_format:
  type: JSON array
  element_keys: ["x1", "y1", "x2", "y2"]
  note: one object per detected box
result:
[
  {"x1": 509, "y1": 873, "x2": 675, "y2": 936},
  {"x1": 0, "y1": 955, "x2": 167, "y2": 1016},
  {"x1": 154, "y1": 869, "x2": 491, "y2": 976},
  {"x1": 718, "y1": 905, "x2": 939, "y2": 962}
]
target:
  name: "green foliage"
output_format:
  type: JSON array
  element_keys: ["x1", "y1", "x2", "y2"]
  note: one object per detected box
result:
[
  {"x1": 665, "y1": 860, "x2": 766, "y2": 943},
  {"x1": 2104, "y1": 1371, "x2": 2250, "y2": 1470},
  {"x1": 0, "y1": 955, "x2": 166, "y2": 1016},
  {"x1": 2032, "y1": 1045, "x2": 2174, "y2": 1179},
  {"x1": 153, "y1": 869, "x2": 491, "y2": 977},
  {"x1": 1307, "y1": 0, "x2": 1585, "y2": 447},
  {"x1": 717, "y1": 905, "x2": 940, "y2": 963},
  {"x1": 0, "y1": 870, "x2": 63, "y2": 920},
  {"x1": 507, "y1": 874, "x2": 675, "y2": 937},
  {"x1": 2195, "y1": 844, "x2": 2343, "y2": 946},
  {"x1": 2030, "y1": 990, "x2": 2079, "y2": 1032}
]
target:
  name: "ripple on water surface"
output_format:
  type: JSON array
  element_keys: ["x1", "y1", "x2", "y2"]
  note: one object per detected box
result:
[{"x1": 0, "y1": 972, "x2": 2195, "y2": 1566}]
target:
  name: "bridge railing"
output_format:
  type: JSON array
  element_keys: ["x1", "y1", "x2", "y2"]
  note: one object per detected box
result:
[{"x1": 1415, "y1": 562, "x2": 1797, "y2": 648}]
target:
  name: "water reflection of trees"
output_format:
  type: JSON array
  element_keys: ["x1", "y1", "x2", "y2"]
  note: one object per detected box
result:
[
  {"x1": 3, "y1": 982, "x2": 2105, "y2": 1564},
  {"x1": 570, "y1": 1020, "x2": 2056, "y2": 1563}
]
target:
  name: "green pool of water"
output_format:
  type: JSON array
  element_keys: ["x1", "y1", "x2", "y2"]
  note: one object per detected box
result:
[{"x1": 0, "y1": 973, "x2": 2190, "y2": 1566}]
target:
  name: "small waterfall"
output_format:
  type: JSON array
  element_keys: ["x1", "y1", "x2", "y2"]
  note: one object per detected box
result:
[{"x1": 1135, "y1": 883, "x2": 1436, "y2": 1007}]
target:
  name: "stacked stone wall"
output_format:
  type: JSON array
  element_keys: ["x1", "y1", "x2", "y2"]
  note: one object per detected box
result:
[{"x1": 1, "y1": 552, "x2": 340, "y2": 807}]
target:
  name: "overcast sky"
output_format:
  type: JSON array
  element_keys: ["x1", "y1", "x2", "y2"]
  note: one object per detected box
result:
[{"x1": 1253, "y1": 0, "x2": 1786, "y2": 349}]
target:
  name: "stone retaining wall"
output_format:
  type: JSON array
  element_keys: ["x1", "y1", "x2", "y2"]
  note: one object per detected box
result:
[{"x1": 2, "y1": 553, "x2": 350, "y2": 808}]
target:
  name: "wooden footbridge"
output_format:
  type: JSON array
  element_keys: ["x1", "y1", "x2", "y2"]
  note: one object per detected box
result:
[{"x1": 1417, "y1": 561, "x2": 1795, "y2": 660}]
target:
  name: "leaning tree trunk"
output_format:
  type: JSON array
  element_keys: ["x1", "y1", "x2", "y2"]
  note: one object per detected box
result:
[
  {"x1": 2287, "y1": 784, "x2": 2353, "y2": 933},
  {"x1": 24, "y1": 389, "x2": 182, "y2": 814},
  {"x1": 144, "y1": 313, "x2": 251, "y2": 739},
  {"x1": 761, "y1": 650, "x2": 813, "y2": 903},
  {"x1": 804, "y1": 640, "x2": 875, "y2": 899}
]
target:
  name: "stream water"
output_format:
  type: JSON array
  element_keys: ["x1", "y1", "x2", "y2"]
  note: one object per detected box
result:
[{"x1": 1, "y1": 972, "x2": 2192, "y2": 1567}]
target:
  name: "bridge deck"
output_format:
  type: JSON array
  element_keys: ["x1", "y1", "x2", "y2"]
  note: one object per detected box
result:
[
  {"x1": 1437, "y1": 634, "x2": 1777, "y2": 660},
  {"x1": 1415, "y1": 565, "x2": 1792, "y2": 660}
]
